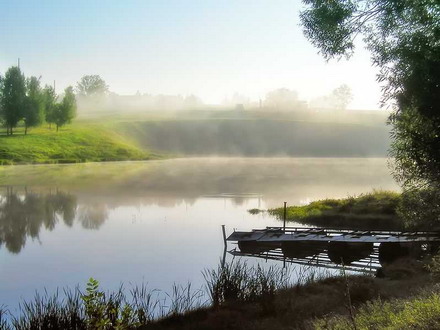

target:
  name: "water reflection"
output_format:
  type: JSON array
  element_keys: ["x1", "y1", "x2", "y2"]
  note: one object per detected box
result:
[
  {"x1": 0, "y1": 158, "x2": 400, "y2": 255},
  {"x1": 0, "y1": 188, "x2": 112, "y2": 253},
  {"x1": 232, "y1": 240, "x2": 438, "y2": 273},
  {"x1": 0, "y1": 158, "x2": 399, "y2": 209}
]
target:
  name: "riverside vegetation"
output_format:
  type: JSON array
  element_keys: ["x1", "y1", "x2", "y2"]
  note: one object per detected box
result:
[
  {"x1": 1, "y1": 258, "x2": 439, "y2": 330},
  {"x1": 265, "y1": 191, "x2": 404, "y2": 231}
]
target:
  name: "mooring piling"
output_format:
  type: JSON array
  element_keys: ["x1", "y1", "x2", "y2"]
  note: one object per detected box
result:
[
  {"x1": 222, "y1": 224, "x2": 227, "y2": 248},
  {"x1": 283, "y1": 202, "x2": 287, "y2": 232}
]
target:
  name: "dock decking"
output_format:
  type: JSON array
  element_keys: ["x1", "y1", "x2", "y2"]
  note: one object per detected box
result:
[
  {"x1": 227, "y1": 227, "x2": 440, "y2": 244},
  {"x1": 226, "y1": 227, "x2": 440, "y2": 273}
]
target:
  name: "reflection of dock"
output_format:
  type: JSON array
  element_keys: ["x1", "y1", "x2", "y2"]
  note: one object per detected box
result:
[
  {"x1": 229, "y1": 247, "x2": 381, "y2": 274},
  {"x1": 226, "y1": 227, "x2": 440, "y2": 273}
]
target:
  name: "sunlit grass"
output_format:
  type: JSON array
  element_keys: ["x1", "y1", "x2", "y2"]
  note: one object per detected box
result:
[
  {"x1": 267, "y1": 190, "x2": 402, "y2": 230},
  {"x1": 0, "y1": 124, "x2": 161, "y2": 165},
  {"x1": 315, "y1": 291, "x2": 440, "y2": 329}
]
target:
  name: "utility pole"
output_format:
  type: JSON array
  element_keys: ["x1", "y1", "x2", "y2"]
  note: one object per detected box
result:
[
  {"x1": 17, "y1": 58, "x2": 20, "y2": 69},
  {"x1": 53, "y1": 80, "x2": 56, "y2": 93}
]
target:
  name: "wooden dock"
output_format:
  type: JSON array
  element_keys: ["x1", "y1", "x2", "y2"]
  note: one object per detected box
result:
[
  {"x1": 226, "y1": 227, "x2": 440, "y2": 273},
  {"x1": 227, "y1": 227, "x2": 440, "y2": 244}
]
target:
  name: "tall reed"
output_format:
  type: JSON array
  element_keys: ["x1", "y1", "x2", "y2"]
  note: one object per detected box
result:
[{"x1": 1, "y1": 262, "x2": 327, "y2": 329}]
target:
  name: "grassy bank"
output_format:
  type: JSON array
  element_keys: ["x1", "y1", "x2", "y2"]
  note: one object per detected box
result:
[
  {"x1": 0, "y1": 125, "x2": 161, "y2": 165},
  {"x1": 0, "y1": 110, "x2": 391, "y2": 164},
  {"x1": 111, "y1": 118, "x2": 390, "y2": 157},
  {"x1": 2, "y1": 259, "x2": 437, "y2": 329},
  {"x1": 266, "y1": 190, "x2": 403, "y2": 230},
  {"x1": 314, "y1": 290, "x2": 440, "y2": 329}
]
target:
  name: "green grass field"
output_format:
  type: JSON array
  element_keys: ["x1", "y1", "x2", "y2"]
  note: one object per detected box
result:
[
  {"x1": 0, "y1": 124, "x2": 160, "y2": 165},
  {"x1": 267, "y1": 190, "x2": 403, "y2": 230}
]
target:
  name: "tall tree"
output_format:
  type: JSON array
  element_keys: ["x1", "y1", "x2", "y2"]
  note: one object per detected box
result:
[
  {"x1": 76, "y1": 75, "x2": 108, "y2": 97},
  {"x1": 42, "y1": 85, "x2": 57, "y2": 129},
  {"x1": 300, "y1": 0, "x2": 440, "y2": 227},
  {"x1": 331, "y1": 84, "x2": 353, "y2": 110},
  {"x1": 23, "y1": 76, "x2": 45, "y2": 135},
  {"x1": 53, "y1": 86, "x2": 77, "y2": 131},
  {"x1": 0, "y1": 66, "x2": 26, "y2": 135},
  {"x1": 0, "y1": 74, "x2": 3, "y2": 128}
]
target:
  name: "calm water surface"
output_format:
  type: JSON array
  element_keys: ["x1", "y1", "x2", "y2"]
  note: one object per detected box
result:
[{"x1": 0, "y1": 157, "x2": 398, "y2": 312}]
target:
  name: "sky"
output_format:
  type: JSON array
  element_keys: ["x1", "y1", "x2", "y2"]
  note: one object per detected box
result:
[{"x1": 0, "y1": 0, "x2": 383, "y2": 109}]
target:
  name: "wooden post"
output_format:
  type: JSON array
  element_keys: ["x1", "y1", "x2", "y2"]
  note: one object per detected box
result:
[
  {"x1": 221, "y1": 225, "x2": 227, "y2": 268},
  {"x1": 283, "y1": 202, "x2": 287, "y2": 232},
  {"x1": 222, "y1": 225, "x2": 227, "y2": 248}
]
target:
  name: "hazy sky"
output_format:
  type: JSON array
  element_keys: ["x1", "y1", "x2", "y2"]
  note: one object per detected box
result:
[{"x1": 0, "y1": 0, "x2": 383, "y2": 109}]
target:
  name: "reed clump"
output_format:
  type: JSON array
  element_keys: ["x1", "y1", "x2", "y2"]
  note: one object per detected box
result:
[{"x1": 2, "y1": 259, "x2": 435, "y2": 330}]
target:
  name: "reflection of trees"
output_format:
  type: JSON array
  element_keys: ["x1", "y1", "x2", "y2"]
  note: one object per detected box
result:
[
  {"x1": 79, "y1": 203, "x2": 108, "y2": 230},
  {"x1": 0, "y1": 188, "x2": 78, "y2": 253}
]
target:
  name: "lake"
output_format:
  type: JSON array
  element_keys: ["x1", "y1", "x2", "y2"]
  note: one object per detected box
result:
[{"x1": 0, "y1": 157, "x2": 398, "y2": 314}]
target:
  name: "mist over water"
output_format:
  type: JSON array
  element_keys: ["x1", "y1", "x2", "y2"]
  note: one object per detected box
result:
[{"x1": 0, "y1": 158, "x2": 398, "y2": 312}]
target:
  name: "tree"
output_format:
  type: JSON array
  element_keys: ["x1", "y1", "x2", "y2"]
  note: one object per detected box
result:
[
  {"x1": 23, "y1": 76, "x2": 45, "y2": 134},
  {"x1": 76, "y1": 75, "x2": 108, "y2": 97},
  {"x1": 0, "y1": 74, "x2": 3, "y2": 127},
  {"x1": 300, "y1": 0, "x2": 440, "y2": 227},
  {"x1": 0, "y1": 66, "x2": 26, "y2": 135},
  {"x1": 264, "y1": 88, "x2": 302, "y2": 110},
  {"x1": 332, "y1": 84, "x2": 353, "y2": 110},
  {"x1": 53, "y1": 86, "x2": 77, "y2": 131},
  {"x1": 42, "y1": 85, "x2": 57, "y2": 129},
  {"x1": 310, "y1": 84, "x2": 353, "y2": 110}
]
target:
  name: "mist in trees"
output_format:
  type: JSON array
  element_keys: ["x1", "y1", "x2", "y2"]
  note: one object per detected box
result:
[
  {"x1": 76, "y1": 75, "x2": 109, "y2": 97},
  {"x1": 264, "y1": 88, "x2": 306, "y2": 111},
  {"x1": 75, "y1": 74, "x2": 206, "y2": 113},
  {"x1": 310, "y1": 84, "x2": 353, "y2": 110}
]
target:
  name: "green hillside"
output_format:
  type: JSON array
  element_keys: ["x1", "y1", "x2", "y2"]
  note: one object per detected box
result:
[{"x1": 0, "y1": 125, "x2": 159, "y2": 165}]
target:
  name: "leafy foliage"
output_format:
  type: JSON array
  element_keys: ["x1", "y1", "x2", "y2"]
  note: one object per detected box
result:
[
  {"x1": 0, "y1": 66, "x2": 26, "y2": 135},
  {"x1": 315, "y1": 292, "x2": 440, "y2": 329},
  {"x1": 53, "y1": 86, "x2": 77, "y2": 131},
  {"x1": 398, "y1": 187, "x2": 440, "y2": 229},
  {"x1": 23, "y1": 76, "x2": 45, "y2": 134},
  {"x1": 76, "y1": 75, "x2": 108, "y2": 97},
  {"x1": 42, "y1": 85, "x2": 57, "y2": 127},
  {"x1": 301, "y1": 0, "x2": 440, "y2": 226},
  {"x1": 331, "y1": 84, "x2": 353, "y2": 110}
]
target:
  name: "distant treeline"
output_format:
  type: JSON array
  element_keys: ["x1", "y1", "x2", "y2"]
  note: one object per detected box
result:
[
  {"x1": 0, "y1": 66, "x2": 77, "y2": 134},
  {"x1": 115, "y1": 119, "x2": 390, "y2": 157}
]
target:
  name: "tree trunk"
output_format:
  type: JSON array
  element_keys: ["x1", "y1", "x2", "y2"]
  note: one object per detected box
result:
[
  {"x1": 56, "y1": 124, "x2": 59, "y2": 132},
  {"x1": 25, "y1": 125, "x2": 27, "y2": 135}
]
